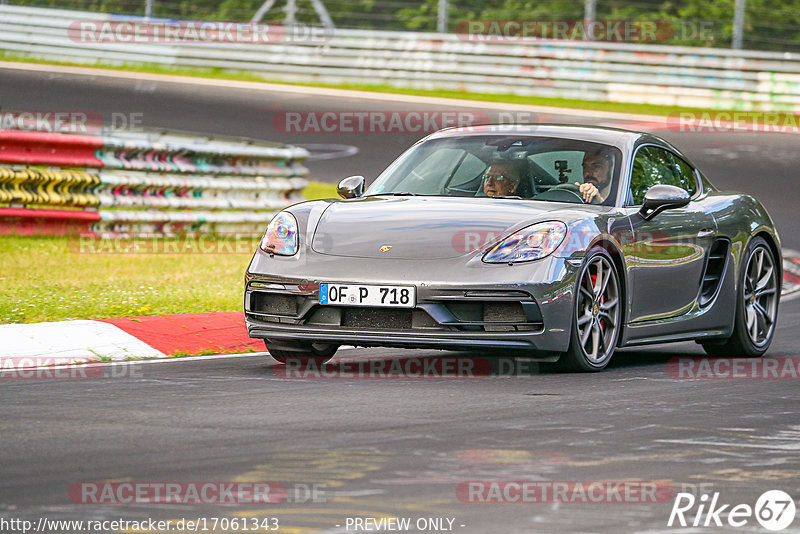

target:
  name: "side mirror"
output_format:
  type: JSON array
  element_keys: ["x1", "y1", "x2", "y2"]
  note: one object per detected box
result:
[
  {"x1": 337, "y1": 175, "x2": 365, "y2": 199},
  {"x1": 639, "y1": 184, "x2": 691, "y2": 221}
]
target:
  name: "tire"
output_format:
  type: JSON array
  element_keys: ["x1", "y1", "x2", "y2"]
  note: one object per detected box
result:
[
  {"x1": 557, "y1": 248, "x2": 622, "y2": 372},
  {"x1": 265, "y1": 341, "x2": 338, "y2": 365},
  {"x1": 702, "y1": 236, "x2": 779, "y2": 358}
]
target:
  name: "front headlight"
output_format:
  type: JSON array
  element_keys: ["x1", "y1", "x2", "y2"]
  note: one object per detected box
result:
[
  {"x1": 482, "y1": 221, "x2": 567, "y2": 263},
  {"x1": 260, "y1": 211, "x2": 298, "y2": 256}
]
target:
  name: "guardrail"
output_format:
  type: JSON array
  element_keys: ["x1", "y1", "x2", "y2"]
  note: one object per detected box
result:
[
  {"x1": 0, "y1": 128, "x2": 309, "y2": 235},
  {"x1": 1, "y1": 5, "x2": 800, "y2": 112}
]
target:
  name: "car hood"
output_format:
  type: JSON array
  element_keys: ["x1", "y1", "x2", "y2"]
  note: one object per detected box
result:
[{"x1": 310, "y1": 196, "x2": 572, "y2": 259}]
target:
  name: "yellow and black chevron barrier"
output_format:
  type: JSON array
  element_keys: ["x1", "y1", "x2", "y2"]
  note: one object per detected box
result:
[
  {"x1": 0, "y1": 129, "x2": 309, "y2": 235},
  {"x1": 0, "y1": 167, "x2": 100, "y2": 207}
]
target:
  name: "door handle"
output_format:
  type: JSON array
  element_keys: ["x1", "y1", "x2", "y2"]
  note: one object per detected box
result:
[{"x1": 697, "y1": 228, "x2": 715, "y2": 238}]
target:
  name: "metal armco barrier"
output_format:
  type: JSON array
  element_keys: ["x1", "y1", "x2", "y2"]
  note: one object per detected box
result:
[
  {"x1": 0, "y1": 130, "x2": 103, "y2": 167},
  {"x1": 1, "y1": 5, "x2": 800, "y2": 112},
  {"x1": 0, "y1": 128, "x2": 309, "y2": 235},
  {"x1": 0, "y1": 206, "x2": 100, "y2": 235}
]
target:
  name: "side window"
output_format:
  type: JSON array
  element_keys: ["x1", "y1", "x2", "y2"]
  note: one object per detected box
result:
[
  {"x1": 629, "y1": 146, "x2": 697, "y2": 205},
  {"x1": 668, "y1": 153, "x2": 698, "y2": 198}
]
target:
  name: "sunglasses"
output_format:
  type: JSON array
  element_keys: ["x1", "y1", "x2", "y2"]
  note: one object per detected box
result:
[{"x1": 482, "y1": 174, "x2": 509, "y2": 182}]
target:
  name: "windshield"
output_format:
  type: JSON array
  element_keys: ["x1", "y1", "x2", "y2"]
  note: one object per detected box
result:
[{"x1": 365, "y1": 135, "x2": 623, "y2": 205}]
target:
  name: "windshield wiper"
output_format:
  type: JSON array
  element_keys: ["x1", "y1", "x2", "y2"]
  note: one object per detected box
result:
[
  {"x1": 368, "y1": 192, "x2": 419, "y2": 196},
  {"x1": 487, "y1": 195, "x2": 523, "y2": 199}
]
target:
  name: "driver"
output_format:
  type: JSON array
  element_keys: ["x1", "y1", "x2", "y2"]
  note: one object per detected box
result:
[
  {"x1": 483, "y1": 162, "x2": 521, "y2": 197},
  {"x1": 576, "y1": 147, "x2": 614, "y2": 204}
]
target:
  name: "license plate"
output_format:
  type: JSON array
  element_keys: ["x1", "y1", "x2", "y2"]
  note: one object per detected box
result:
[{"x1": 319, "y1": 283, "x2": 415, "y2": 307}]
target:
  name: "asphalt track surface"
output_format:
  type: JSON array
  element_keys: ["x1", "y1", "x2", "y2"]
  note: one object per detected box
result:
[{"x1": 1, "y1": 66, "x2": 800, "y2": 533}]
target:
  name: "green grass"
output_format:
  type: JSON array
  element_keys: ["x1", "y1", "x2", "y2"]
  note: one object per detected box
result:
[
  {"x1": 167, "y1": 347, "x2": 260, "y2": 357},
  {"x1": 0, "y1": 181, "x2": 337, "y2": 324},
  {"x1": 3, "y1": 53, "x2": 796, "y2": 118},
  {"x1": 0, "y1": 235, "x2": 251, "y2": 323},
  {"x1": 303, "y1": 180, "x2": 338, "y2": 200}
]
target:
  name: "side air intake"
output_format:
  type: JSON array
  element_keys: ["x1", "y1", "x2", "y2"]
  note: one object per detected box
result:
[{"x1": 699, "y1": 239, "x2": 730, "y2": 307}]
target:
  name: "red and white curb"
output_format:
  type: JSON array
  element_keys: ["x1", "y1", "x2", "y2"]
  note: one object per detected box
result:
[
  {"x1": 1, "y1": 320, "x2": 165, "y2": 363},
  {"x1": 783, "y1": 249, "x2": 800, "y2": 301},
  {"x1": 1, "y1": 312, "x2": 263, "y2": 369}
]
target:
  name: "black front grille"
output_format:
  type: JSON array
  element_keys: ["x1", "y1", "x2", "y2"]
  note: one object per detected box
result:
[
  {"x1": 445, "y1": 301, "x2": 527, "y2": 323},
  {"x1": 483, "y1": 302, "x2": 527, "y2": 323},
  {"x1": 446, "y1": 302, "x2": 483, "y2": 322},
  {"x1": 342, "y1": 307, "x2": 413, "y2": 329},
  {"x1": 251, "y1": 292, "x2": 298, "y2": 316}
]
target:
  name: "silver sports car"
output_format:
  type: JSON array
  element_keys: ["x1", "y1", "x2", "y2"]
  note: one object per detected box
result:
[{"x1": 245, "y1": 125, "x2": 781, "y2": 371}]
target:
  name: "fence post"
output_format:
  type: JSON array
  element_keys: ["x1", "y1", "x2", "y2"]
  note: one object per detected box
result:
[
  {"x1": 437, "y1": 0, "x2": 448, "y2": 33},
  {"x1": 732, "y1": 0, "x2": 746, "y2": 49},
  {"x1": 584, "y1": 0, "x2": 597, "y2": 40}
]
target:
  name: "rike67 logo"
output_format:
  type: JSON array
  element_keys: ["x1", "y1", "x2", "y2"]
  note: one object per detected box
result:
[{"x1": 669, "y1": 490, "x2": 796, "y2": 531}]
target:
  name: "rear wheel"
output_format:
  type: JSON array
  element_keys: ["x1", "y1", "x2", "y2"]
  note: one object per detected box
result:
[
  {"x1": 558, "y1": 249, "x2": 622, "y2": 372},
  {"x1": 265, "y1": 341, "x2": 338, "y2": 365},
  {"x1": 702, "y1": 236, "x2": 778, "y2": 357}
]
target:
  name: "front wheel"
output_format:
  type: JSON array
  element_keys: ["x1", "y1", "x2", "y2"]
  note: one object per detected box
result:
[
  {"x1": 265, "y1": 341, "x2": 338, "y2": 365},
  {"x1": 558, "y1": 249, "x2": 622, "y2": 372},
  {"x1": 702, "y1": 236, "x2": 779, "y2": 357}
]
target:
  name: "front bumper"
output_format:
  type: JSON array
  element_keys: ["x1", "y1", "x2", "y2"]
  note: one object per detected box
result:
[{"x1": 244, "y1": 254, "x2": 578, "y2": 354}]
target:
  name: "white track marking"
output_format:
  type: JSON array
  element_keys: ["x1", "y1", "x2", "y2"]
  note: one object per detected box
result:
[{"x1": 300, "y1": 143, "x2": 360, "y2": 161}]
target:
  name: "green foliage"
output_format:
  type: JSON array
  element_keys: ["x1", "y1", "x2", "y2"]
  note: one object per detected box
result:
[
  {"x1": 7, "y1": 0, "x2": 800, "y2": 50},
  {"x1": 11, "y1": 0, "x2": 800, "y2": 51}
]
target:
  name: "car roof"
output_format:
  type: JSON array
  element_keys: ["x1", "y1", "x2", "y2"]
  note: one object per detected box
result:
[{"x1": 427, "y1": 123, "x2": 647, "y2": 152}]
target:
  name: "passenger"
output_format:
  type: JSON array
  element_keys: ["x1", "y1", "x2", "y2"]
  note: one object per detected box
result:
[
  {"x1": 483, "y1": 162, "x2": 521, "y2": 197},
  {"x1": 576, "y1": 147, "x2": 614, "y2": 203}
]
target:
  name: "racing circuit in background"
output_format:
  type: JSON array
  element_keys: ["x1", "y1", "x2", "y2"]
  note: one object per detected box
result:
[{"x1": 2, "y1": 1, "x2": 800, "y2": 532}]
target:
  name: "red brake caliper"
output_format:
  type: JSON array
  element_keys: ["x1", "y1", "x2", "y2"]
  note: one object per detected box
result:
[{"x1": 590, "y1": 273, "x2": 604, "y2": 331}]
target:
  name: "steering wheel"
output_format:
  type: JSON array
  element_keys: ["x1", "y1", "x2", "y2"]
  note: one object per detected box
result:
[
  {"x1": 543, "y1": 182, "x2": 586, "y2": 203},
  {"x1": 551, "y1": 182, "x2": 581, "y2": 192}
]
